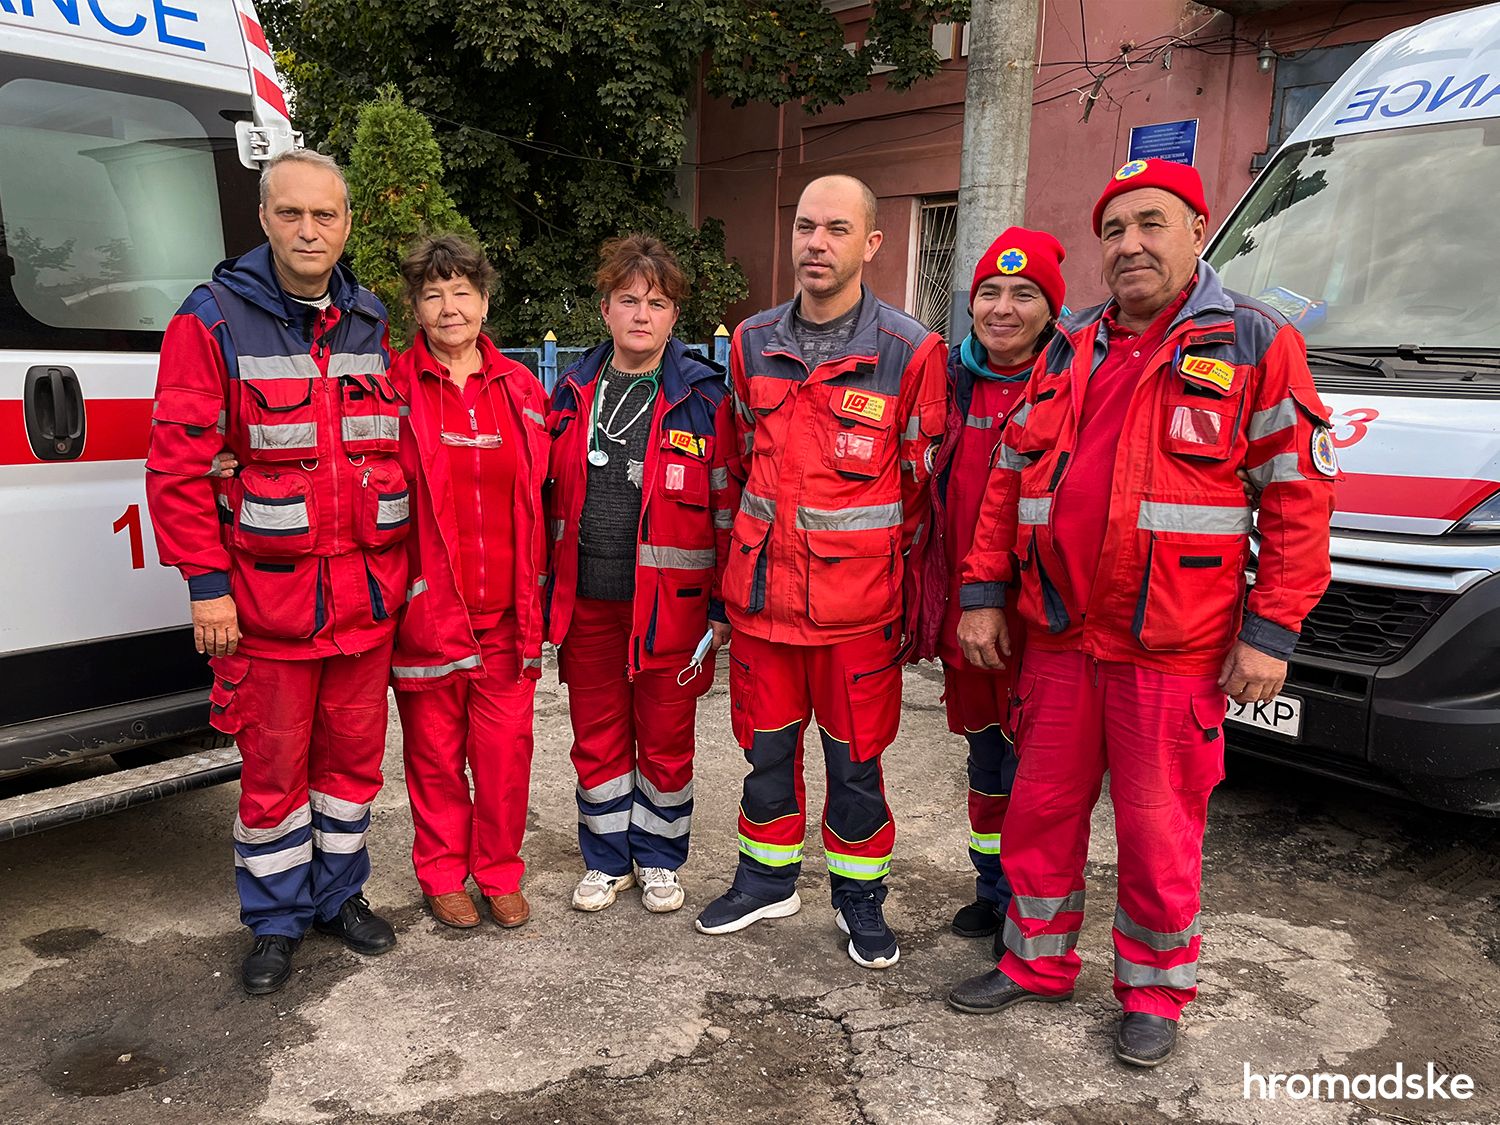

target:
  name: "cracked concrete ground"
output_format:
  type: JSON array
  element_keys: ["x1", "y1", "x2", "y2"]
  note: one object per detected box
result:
[{"x1": 2, "y1": 664, "x2": 1498, "y2": 1124}]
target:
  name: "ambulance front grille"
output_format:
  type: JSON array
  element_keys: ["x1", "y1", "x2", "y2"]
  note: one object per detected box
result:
[{"x1": 1295, "y1": 581, "x2": 1453, "y2": 665}]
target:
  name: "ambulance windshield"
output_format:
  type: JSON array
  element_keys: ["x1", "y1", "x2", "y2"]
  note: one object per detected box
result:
[{"x1": 1209, "y1": 119, "x2": 1500, "y2": 352}]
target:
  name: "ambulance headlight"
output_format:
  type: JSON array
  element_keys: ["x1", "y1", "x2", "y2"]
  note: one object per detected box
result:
[{"x1": 1452, "y1": 492, "x2": 1500, "y2": 534}]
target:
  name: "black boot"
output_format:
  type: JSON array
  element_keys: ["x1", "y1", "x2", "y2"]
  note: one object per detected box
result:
[
  {"x1": 1114, "y1": 1012, "x2": 1178, "y2": 1067},
  {"x1": 242, "y1": 934, "x2": 300, "y2": 995},
  {"x1": 314, "y1": 895, "x2": 396, "y2": 955},
  {"x1": 951, "y1": 899, "x2": 1001, "y2": 938},
  {"x1": 947, "y1": 969, "x2": 1073, "y2": 1014}
]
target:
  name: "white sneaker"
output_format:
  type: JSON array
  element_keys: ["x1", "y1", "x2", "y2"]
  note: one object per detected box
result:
[
  {"x1": 638, "y1": 867, "x2": 686, "y2": 913},
  {"x1": 572, "y1": 869, "x2": 636, "y2": 912}
]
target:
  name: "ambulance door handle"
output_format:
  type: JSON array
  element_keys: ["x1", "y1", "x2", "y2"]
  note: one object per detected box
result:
[{"x1": 23, "y1": 366, "x2": 87, "y2": 460}]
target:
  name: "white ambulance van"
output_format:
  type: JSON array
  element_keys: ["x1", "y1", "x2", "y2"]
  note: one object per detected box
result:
[
  {"x1": 1206, "y1": 3, "x2": 1500, "y2": 813},
  {"x1": 0, "y1": 0, "x2": 298, "y2": 834}
]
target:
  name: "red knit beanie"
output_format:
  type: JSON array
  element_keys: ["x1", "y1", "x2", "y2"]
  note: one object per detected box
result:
[
  {"x1": 969, "y1": 227, "x2": 1067, "y2": 315},
  {"x1": 1092, "y1": 158, "x2": 1209, "y2": 236}
]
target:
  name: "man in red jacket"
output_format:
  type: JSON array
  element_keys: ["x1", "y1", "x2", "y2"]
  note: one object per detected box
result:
[
  {"x1": 145, "y1": 150, "x2": 402, "y2": 995},
  {"x1": 947, "y1": 159, "x2": 1336, "y2": 1065},
  {"x1": 694, "y1": 175, "x2": 947, "y2": 970}
]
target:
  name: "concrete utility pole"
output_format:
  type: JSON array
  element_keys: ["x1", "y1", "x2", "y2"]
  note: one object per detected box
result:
[{"x1": 950, "y1": 0, "x2": 1042, "y2": 344}]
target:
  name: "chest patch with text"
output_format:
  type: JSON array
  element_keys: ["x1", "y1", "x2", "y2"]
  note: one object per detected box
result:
[
  {"x1": 839, "y1": 389, "x2": 888, "y2": 423},
  {"x1": 1179, "y1": 355, "x2": 1238, "y2": 394}
]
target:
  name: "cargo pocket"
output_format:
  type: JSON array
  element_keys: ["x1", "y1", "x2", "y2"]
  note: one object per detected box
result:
[
  {"x1": 147, "y1": 386, "x2": 224, "y2": 475},
  {"x1": 1161, "y1": 378, "x2": 1244, "y2": 461},
  {"x1": 241, "y1": 378, "x2": 320, "y2": 462},
  {"x1": 1134, "y1": 531, "x2": 1248, "y2": 653},
  {"x1": 748, "y1": 377, "x2": 792, "y2": 454},
  {"x1": 644, "y1": 561, "x2": 712, "y2": 657},
  {"x1": 355, "y1": 459, "x2": 411, "y2": 548},
  {"x1": 723, "y1": 516, "x2": 772, "y2": 615},
  {"x1": 846, "y1": 653, "x2": 902, "y2": 761},
  {"x1": 1170, "y1": 693, "x2": 1228, "y2": 792},
  {"x1": 339, "y1": 371, "x2": 402, "y2": 455},
  {"x1": 728, "y1": 651, "x2": 755, "y2": 750},
  {"x1": 234, "y1": 467, "x2": 316, "y2": 557},
  {"x1": 805, "y1": 528, "x2": 897, "y2": 628},
  {"x1": 207, "y1": 651, "x2": 251, "y2": 736},
  {"x1": 822, "y1": 392, "x2": 894, "y2": 480},
  {"x1": 231, "y1": 555, "x2": 320, "y2": 640},
  {"x1": 364, "y1": 544, "x2": 407, "y2": 624}
]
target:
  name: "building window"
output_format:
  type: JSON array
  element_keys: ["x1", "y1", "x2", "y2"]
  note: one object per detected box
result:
[
  {"x1": 1254, "y1": 40, "x2": 1373, "y2": 170},
  {"x1": 912, "y1": 196, "x2": 958, "y2": 336}
]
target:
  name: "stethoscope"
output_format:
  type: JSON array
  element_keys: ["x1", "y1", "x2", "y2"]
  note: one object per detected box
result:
[{"x1": 587, "y1": 352, "x2": 661, "y2": 467}]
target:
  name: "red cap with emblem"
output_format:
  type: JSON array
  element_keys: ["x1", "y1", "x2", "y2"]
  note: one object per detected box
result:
[
  {"x1": 1092, "y1": 158, "x2": 1209, "y2": 236},
  {"x1": 968, "y1": 226, "x2": 1067, "y2": 315}
]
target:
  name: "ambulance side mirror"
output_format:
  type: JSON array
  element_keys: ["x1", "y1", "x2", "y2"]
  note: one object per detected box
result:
[{"x1": 234, "y1": 121, "x2": 305, "y2": 171}]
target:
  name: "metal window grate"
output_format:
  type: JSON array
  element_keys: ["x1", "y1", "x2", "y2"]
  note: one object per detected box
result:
[{"x1": 913, "y1": 198, "x2": 958, "y2": 337}]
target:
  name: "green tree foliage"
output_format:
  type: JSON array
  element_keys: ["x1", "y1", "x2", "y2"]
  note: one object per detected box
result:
[
  {"x1": 344, "y1": 86, "x2": 478, "y2": 348},
  {"x1": 261, "y1": 0, "x2": 968, "y2": 343}
]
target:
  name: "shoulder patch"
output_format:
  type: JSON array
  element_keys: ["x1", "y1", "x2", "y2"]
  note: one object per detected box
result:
[{"x1": 1311, "y1": 427, "x2": 1339, "y2": 477}]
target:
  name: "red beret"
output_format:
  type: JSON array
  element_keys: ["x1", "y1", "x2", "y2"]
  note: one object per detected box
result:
[
  {"x1": 969, "y1": 226, "x2": 1067, "y2": 316},
  {"x1": 1092, "y1": 158, "x2": 1209, "y2": 236}
]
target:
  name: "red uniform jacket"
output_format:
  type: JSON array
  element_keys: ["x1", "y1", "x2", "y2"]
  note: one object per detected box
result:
[
  {"x1": 960, "y1": 262, "x2": 1336, "y2": 675},
  {"x1": 724, "y1": 289, "x2": 948, "y2": 647},
  {"x1": 389, "y1": 332, "x2": 549, "y2": 691},
  {"x1": 545, "y1": 339, "x2": 739, "y2": 675},
  {"x1": 145, "y1": 244, "x2": 403, "y2": 660}
]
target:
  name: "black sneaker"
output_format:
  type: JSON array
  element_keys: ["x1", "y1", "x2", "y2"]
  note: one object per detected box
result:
[
  {"x1": 1114, "y1": 1012, "x2": 1178, "y2": 1068},
  {"x1": 951, "y1": 899, "x2": 1001, "y2": 938},
  {"x1": 694, "y1": 887, "x2": 802, "y2": 935},
  {"x1": 835, "y1": 892, "x2": 900, "y2": 969},
  {"x1": 313, "y1": 895, "x2": 396, "y2": 955},
  {"x1": 242, "y1": 934, "x2": 299, "y2": 995}
]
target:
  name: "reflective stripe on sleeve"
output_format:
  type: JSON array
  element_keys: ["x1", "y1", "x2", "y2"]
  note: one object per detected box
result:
[
  {"x1": 1245, "y1": 452, "x2": 1306, "y2": 489},
  {"x1": 1248, "y1": 397, "x2": 1297, "y2": 441},
  {"x1": 709, "y1": 467, "x2": 729, "y2": 490},
  {"x1": 713, "y1": 509, "x2": 735, "y2": 529},
  {"x1": 995, "y1": 444, "x2": 1027, "y2": 472},
  {"x1": 523, "y1": 407, "x2": 545, "y2": 427},
  {"x1": 1011, "y1": 401, "x2": 1032, "y2": 426},
  {"x1": 1137, "y1": 501, "x2": 1252, "y2": 535},
  {"x1": 795, "y1": 501, "x2": 902, "y2": 531},
  {"x1": 406, "y1": 577, "x2": 428, "y2": 601}
]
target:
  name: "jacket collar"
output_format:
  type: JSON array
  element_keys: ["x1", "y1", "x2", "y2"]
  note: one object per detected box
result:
[
  {"x1": 562, "y1": 337, "x2": 723, "y2": 404},
  {"x1": 410, "y1": 329, "x2": 509, "y2": 382},
  {"x1": 762, "y1": 286, "x2": 880, "y2": 363},
  {"x1": 211, "y1": 243, "x2": 363, "y2": 322},
  {"x1": 1063, "y1": 259, "x2": 1234, "y2": 341}
]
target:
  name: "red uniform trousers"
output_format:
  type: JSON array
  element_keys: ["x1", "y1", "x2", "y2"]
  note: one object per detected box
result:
[
  {"x1": 217, "y1": 637, "x2": 393, "y2": 938},
  {"x1": 395, "y1": 614, "x2": 535, "y2": 897},
  {"x1": 558, "y1": 598, "x2": 705, "y2": 875},
  {"x1": 942, "y1": 661, "x2": 1018, "y2": 914},
  {"x1": 999, "y1": 648, "x2": 1227, "y2": 1019},
  {"x1": 728, "y1": 626, "x2": 901, "y2": 909}
]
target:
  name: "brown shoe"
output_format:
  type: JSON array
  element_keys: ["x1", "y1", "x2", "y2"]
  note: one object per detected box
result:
[
  {"x1": 426, "y1": 892, "x2": 480, "y2": 929},
  {"x1": 488, "y1": 891, "x2": 531, "y2": 928}
]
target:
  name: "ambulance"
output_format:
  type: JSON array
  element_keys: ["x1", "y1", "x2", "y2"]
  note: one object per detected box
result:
[
  {"x1": 1206, "y1": 3, "x2": 1500, "y2": 813},
  {"x1": 0, "y1": 0, "x2": 298, "y2": 834}
]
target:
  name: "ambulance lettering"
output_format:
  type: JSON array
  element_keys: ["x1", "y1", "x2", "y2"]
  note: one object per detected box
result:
[
  {"x1": 1331, "y1": 407, "x2": 1379, "y2": 449},
  {"x1": 0, "y1": 0, "x2": 208, "y2": 52},
  {"x1": 1335, "y1": 72, "x2": 1500, "y2": 125}
]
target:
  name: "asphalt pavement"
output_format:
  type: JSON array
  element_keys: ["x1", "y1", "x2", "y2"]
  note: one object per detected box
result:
[{"x1": 2, "y1": 663, "x2": 1497, "y2": 1124}]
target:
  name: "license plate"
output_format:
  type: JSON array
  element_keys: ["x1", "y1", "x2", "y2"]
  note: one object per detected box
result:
[{"x1": 1225, "y1": 693, "x2": 1303, "y2": 740}]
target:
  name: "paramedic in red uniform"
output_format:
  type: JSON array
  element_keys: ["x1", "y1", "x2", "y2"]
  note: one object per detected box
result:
[
  {"x1": 694, "y1": 175, "x2": 947, "y2": 970},
  {"x1": 145, "y1": 150, "x2": 403, "y2": 995},
  {"x1": 386, "y1": 236, "x2": 549, "y2": 931},
  {"x1": 947, "y1": 159, "x2": 1337, "y2": 1065},
  {"x1": 545, "y1": 235, "x2": 738, "y2": 916},
  {"x1": 913, "y1": 228, "x2": 1067, "y2": 959}
]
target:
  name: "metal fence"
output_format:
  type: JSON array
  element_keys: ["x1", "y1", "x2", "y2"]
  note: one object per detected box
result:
[{"x1": 501, "y1": 329, "x2": 732, "y2": 393}]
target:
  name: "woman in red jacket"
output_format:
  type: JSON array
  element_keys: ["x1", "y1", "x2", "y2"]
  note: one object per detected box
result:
[
  {"x1": 387, "y1": 235, "x2": 550, "y2": 931},
  {"x1": 916, "y1": 228, "x2": 1066, "y2": 959},
  {"x1": 545, "y1": 234, "x2": 738, "y2": 916}
]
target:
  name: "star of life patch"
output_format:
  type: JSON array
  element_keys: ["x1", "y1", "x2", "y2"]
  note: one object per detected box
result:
[{"x1": 1311, "y1": 427, "x2": 1339, "y2": 477}]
